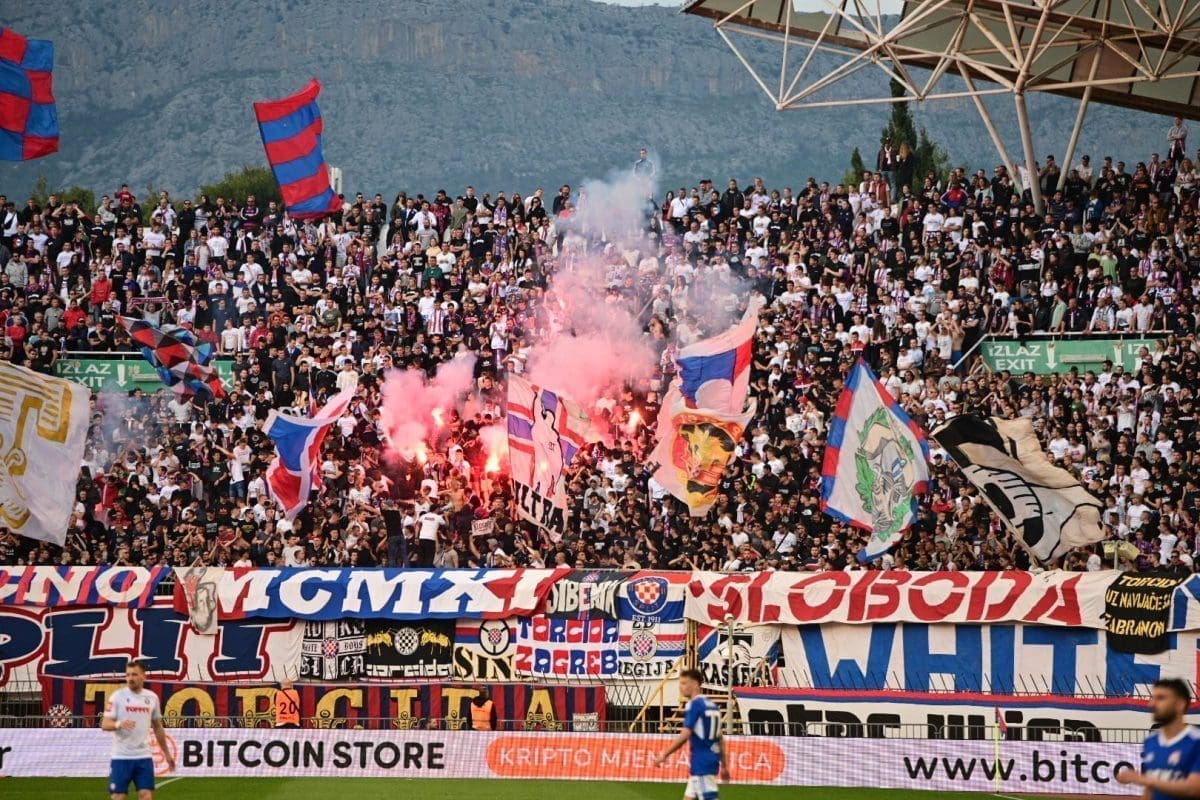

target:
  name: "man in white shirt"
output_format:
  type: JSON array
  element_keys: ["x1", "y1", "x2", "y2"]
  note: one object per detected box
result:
[
  {"x1": 101, "y1": 661, "x2": 174, "y2": 799},
  {"x1": 207, "y1": 230, "x2": 230, "y2": 262},
  {"x1": 142, "y1": 223, "x2": 166, "y2": 265},
  {"x1": 417, "y1": 507, "x2": 445, "y2": 566},
  {"x1": 921, "y1": 204, "x2": 945, "y2": 236}
]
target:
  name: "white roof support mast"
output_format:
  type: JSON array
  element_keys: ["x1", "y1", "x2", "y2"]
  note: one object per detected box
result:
[{"x1": 684, "y1": 0, "x2": 1200, "y2": 212}]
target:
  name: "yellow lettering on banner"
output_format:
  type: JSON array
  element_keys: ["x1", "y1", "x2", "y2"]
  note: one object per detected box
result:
[
  {"x1": 313, "y1": 688, "x2": 362, "y2": 728},
  {"x1": 524, "y1": 689, "x2": 561, "y2": 731},
  {"x1": 442, "y1": 687, "x2": 476, "y2": 731},
  {"x1": 162, "y1": 687, "x2": 216, "y2": 726},
  {"x1": 234, "y1": 687, "x2": 276, "y2": 727},
  {"x1": 85, "y1": 682, "x2": 124, "y2": 718},
  {"x1": 0, "y1": 368, "x2": 78, "y2": 529},
  {"x1": 388, "y1": 688, "x2": 418, "y2": 730}
]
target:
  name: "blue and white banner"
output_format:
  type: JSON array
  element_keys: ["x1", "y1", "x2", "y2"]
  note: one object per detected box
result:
[
  {"x1": 514, "y1": 615, "x2": 620, "y2": 677},
  {"x1": 616, "y1": 571, "x2": 688, "y2": 681},
  {"x1": 697, "y1": 623, "x2": 780, "y2": 689},
  {"x1": 821, "y1": 359, "x2": 929, "y2": 561},
  {"x1": 779, "y1": 622, "x2": 1199, "y2": 697},
  {"x1": 0, "y1": 566, "x2": 169, "y2": 607},
  {"x1": 173, "y1": 568, "x2": 567, "y2": 623}
]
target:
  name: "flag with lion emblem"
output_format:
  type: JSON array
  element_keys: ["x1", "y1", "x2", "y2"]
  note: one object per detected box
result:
[{"x1": 821, "y1": 358, "x2": 929, "y2": 562}]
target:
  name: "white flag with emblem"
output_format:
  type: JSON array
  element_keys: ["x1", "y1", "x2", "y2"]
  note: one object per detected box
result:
[{"x1": 0, "y1": 362, "x2": 90, "y2": 545}]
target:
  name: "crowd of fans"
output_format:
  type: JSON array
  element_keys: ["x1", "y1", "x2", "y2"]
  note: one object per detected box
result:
[{"x1": 0, "y1": 125, "x2": 1198, "y2": 575}]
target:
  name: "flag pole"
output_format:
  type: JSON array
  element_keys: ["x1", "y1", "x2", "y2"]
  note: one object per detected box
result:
[{"x1": 993, "y1": 712, "x2": 1002, "y2": 793}]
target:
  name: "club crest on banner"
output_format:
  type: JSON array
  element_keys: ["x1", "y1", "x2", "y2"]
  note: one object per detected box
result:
[
  {"x1": 627, "y1": 576, "x2": 669, "y2": 617},
  {"x1": 478, "y1": 619, "x2": 511, "y2": 656}
]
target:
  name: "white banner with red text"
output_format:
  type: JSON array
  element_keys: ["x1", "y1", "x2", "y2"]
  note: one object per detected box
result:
[
  {"x1": 687, "y1": 569, "x2": 1119, "y2": 629},
  {"x1": 0, "y1": 728, "x2": 1141, "y2": 794}
]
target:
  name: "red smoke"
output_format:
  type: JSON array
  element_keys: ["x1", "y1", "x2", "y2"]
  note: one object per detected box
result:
[{"x1": 379, "y1": 354, "x2": 477, "y2": 460}]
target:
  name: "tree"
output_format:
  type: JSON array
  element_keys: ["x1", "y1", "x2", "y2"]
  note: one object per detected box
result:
[
  {"x1": 844, "y1": 147, "x2": 866, "y2": 188},
  {"x1": 915, "y1": 126, "x2": 952, "y2": 188},
  {"x1": 198, "y1": 165, "x2": 282, "y2": 207},
  {"x1": 28, "y1": 175, "x2": 96, "y2": 213},
  {"x1": 879, "y1": 78, "x2": 917, "y2": 157},
  {"x1": 879, "y1": 77, "x2": 951, "y2": 183}
]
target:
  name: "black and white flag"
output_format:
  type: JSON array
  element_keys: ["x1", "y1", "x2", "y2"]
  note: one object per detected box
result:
[{"x1": 932, "y1": 415, "x2": 1103, "y2": 565}]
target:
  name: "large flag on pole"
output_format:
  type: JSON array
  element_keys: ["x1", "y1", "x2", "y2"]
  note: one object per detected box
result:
[
  {"x1": 931, "y1": 414, "x2": 1103, "y2": 565},
  {"x1": 821, "y1": 358, "x2": 930, "y2": 561},
  {"x1": 263, "y1": 386, "x2": 356, "y2": 518},
  {"x1": 649, "y1": 298, "x2": 762, "y2": 517},
  {"x1": 506, "y1": 375, "x2": 591, "y2": 540},
  {"x1": 0, "y1": 27, "x2": 58, "y2": 161},
  {"x1": 253, "y1": 78, "x2": 340, "y2": 219},
  {"x1": 0, "y1": 362, "x2": 88, "y2": 544}
]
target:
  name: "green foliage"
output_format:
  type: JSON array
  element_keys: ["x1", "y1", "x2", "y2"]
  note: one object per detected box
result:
[
  {"x1": 198, "y1": 165, "x2": 282, "y2": 207},
  {"x1": 854, "y1": 451, "x2": 875, "y2": 513},
  {"x1": 878, "y1": 77, "x2": 952, "y2": 185},
  {"x1": 844, "y1": 146, "x2": 866, "y2": 188},
  {"x1": 915, "y1": 126, "x2": 952, "y2": 188},
  {"x1": 27, "y1": 175, "x2": 96, "y2": 212},
  {"x1": 879, "y1": 78, "x2": 918, "y2": 155}
]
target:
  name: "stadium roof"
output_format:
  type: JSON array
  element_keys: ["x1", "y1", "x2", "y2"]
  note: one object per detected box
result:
[
  {"x1": 683, "y1": 0, "x2": 1200, "y2": 208},
  {"x1": 683, "y1": 0, "x2": 1200, "y2": 117}
]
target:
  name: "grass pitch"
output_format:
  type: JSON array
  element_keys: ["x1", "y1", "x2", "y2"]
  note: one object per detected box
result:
[{"x1": 0, "y1": 777, "x2": 1039, "y2": 799}]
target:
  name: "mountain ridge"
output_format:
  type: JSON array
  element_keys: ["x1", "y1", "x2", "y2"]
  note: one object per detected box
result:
[{"x1": 1, "y1": 0, "x2": 1172, "y2": 199}]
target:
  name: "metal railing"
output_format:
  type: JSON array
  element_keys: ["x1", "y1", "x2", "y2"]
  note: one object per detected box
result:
[{"x1": 0, "y1": 714, "x2": 1153, "y2": 743}]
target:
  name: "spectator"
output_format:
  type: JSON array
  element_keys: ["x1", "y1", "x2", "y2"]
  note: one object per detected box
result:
[{"x1": 1, "y1": 145, "x2": 1197, "y2": 576}]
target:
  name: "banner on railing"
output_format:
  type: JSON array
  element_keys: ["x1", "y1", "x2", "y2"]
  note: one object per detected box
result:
[
  {"x1": 173, "y1": 567, "x2": 567, "y2": 623},
  {"x1": 514, "y1": 615, "x2": 620, "y2": 678},
  {"x1": 0, "y1": 566, "x2": 169, "y2": 607},
  {"x1": 616, "y1": 572, "x2": 688, "y2": 681},
  {"x1": 0, "y1": 600, "x2": 301, "y2": 688},
  {"x1": 39, "y1": 679, "x2": 605, "y2": 731},
  {"x1": 734, "y1": 687, "x2": 1183, "y2": 742},
  {"x1": 5, "y1": 567, "x2": 1200, "y2": 642},
  {"x1": 685, "y1": 570, "x2": 1113, "y2": 629},
  {"x1": 0, "y1": 728, "x2": 1142, "y2": 794},
  {"x1": 697, "y1": 623, "x2": 781, "y2": 690},
  {"x1": 454, "y1": 618, "x2": 518, "y2": 681},
  {"x1": 777, "y1": 622, "x2": 1200, "y2": 696}
]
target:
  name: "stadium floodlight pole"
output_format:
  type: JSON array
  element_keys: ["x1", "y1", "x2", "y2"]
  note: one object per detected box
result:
[
  {"x1": 1013, "y1": 92, "x2": 1044, "y2": 214},
  {"x1": 955, "y1": 64, "x2": 1019, "y2": 181},
  {"x1": 1057, "y1": 44, "x2": 1103, "y2": 193}
]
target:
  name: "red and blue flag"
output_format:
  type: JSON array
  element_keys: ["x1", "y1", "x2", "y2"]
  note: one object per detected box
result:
[
  {"x1": 118, "y1": 316, "x2": 226, "y2": 400},
  {"x1": 263, "y1": 386, "x2": 355, "y2": 518},
  {"x1": 0, "y1": 27, "x2": 59, "y2": 161},
  {"x1": 252, "y1": 78, "x2": 340, "y2": 219}
]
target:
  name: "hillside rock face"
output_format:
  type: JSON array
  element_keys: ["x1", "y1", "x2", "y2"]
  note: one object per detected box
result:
[{"x1": 4, "y1": 0, "x2": 1167, "y2": 198}]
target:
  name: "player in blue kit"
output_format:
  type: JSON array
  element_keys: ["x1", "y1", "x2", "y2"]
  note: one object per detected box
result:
[
  {"x1": 1118, "y1": 678, "x2": 1200, "y2": 799},
  {"x1": 654, "y1": 668, "x2": 730, "y2": 800},
  {"x1": 100, "y1": 661, "x2": 175, "y2": 800}
]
